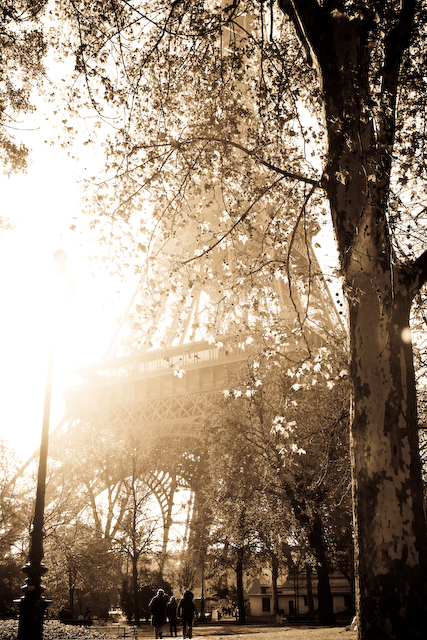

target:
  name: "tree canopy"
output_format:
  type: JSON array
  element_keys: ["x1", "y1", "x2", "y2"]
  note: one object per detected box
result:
[{"x1": 4, "y1": 1, "x2": 427, "y2": 637}]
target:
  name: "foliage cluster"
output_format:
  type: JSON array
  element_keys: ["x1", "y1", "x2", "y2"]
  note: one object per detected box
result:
[
  {"x1": 0, "y1": 557, "x2": 22, "y2": 618},
  {"x1": 0, "y1": 0, "x2": 46, "y2": 174},
  {"x1": 0, "y1": 428, "x2": 181, "y2": 620}
]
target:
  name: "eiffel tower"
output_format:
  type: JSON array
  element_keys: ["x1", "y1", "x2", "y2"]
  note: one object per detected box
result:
[
  {"x1": 39, "y1": 221, "x2": 341, "y2": 568},
  {"x1": 27, "y1": 11, "x2": 342, "y2": 563}
]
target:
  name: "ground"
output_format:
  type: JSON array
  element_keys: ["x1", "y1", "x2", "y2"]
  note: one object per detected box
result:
[{"x1": 0, "y1": 620, "x2": 357, "y2": 640}]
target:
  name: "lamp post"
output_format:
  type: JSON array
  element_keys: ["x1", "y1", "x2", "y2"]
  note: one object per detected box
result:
[{"x1": 15, "y1": 250, "x2": 72, "y2": 640}]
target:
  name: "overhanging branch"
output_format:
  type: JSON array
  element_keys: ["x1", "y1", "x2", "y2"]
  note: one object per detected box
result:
[
  {"x1": 277, "y1": 0, "x2": 327, "y2": 67},
  {"x1": 176, "y1": 136, "x2": 321, "y2": 187},
  {"x1": 382, "y1": 0, "x2": 417, "y2": 96}
]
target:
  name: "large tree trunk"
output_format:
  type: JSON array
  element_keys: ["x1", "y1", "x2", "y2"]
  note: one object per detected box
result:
[
  {"x1": 347, "y1": 267, "x2": 427, "y2": 638},
  {"x1": 305, "y1": 564, "x2": 315, "y2": 615},
  {"x1": 271, "y1": 553, "x2": 279, "y2": 615},
  {"x1": 68, "y1": 567, "x2": 74, "y2": 618},
  {"x1": 132, "y1": 556, "x2": 140, "y2": 626},
  {"x1": 317, "y1": 14, "x2": 427, "y2": 637}
]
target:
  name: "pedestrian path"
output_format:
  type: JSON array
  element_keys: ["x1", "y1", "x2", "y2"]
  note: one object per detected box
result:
[{"x1": 103, "y1": 624, "x2": 302, "y2": 639}]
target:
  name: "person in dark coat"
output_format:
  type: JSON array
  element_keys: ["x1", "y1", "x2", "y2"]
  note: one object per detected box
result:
[
  {"x1": 166, "y1": 595, "x2": 178, "y2": 637},
  {"x1": 178, "y1": 590, "x2": 197, "y2": 639},
  {"x1": 149, "y1": 588, "x2": 169, "y2": 639}
]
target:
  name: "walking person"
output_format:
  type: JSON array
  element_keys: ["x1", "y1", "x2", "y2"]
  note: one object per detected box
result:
[
  {"x1": 178, "y1": 590, "x2": 197, "y2": 639},
  {"x1": 167, "y1": 595, "x2": 178, "y2": 637},
  {"x1": 149, "y1": 588, "x2": 169, "y2": 639}
]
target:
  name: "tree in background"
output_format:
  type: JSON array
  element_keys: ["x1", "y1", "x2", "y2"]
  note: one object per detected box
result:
[
  {"x1": 204, "y1": 345, "x2": 351, "y2": 624},
  {"x1": 113, "y1": 444, "x2": 161, "y2": 626},
  {"x1": 268, "y1": 348, "x2": 352, "y2": 624},
  {"x1": 175, "y1": 554, "x2": 198, "y2": 595},
  {"x1": 121, "y1": 570, "x2": 172, "y2": 624},
  {"x1": 254, "y1": 496, "x2": 293, "y2": 616},
  {"x1": 0, "y1": 439, "x2": 23, "y2": 558},
  {"x1": 45, "y1": 425, "x2": 163, "y2": 621},
  {"x1": 72, "y1": 535, "x2": 119, "y2": 619},
  {"x1": 45, "y1": 519, "x2": 121, "y2": 619},
  {"x1": 0, "y1": 439, "x2": 34, "y2": 561},
  {"x1": 120, "y1": 578, "x2": 151, "y2": 625},
  {"x1": 204, "y1": 400, "x2": 278, "y2": 623},
  {"x1": 49, "y1": 422, "x2": 131, "y2": 541},
  {"x1": 45, "y1": 521, "x2": 88, "y2": 619},
  {"x1": 0, "y1": 557, "x2": 24, "y2": 617}
]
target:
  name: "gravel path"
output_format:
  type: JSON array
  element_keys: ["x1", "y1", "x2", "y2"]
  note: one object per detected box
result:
[{"x1": 0, "y1": 620, "x2": 357, "y2": 640}]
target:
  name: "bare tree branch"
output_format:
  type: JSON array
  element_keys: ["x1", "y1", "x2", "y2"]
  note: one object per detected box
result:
[
  {"x1": 410, "y1": 248, "x2": 427, "y2": 293},
  {"x1": 277, "y1": 0, "x2": 326, "y2": 66},
  {"x1": 182, "y1": 174, "x2": 288, "y2": 265}
]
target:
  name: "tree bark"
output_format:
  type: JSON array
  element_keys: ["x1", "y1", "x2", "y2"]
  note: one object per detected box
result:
[
  {"x1": 132, "y1": 556, "x2": 140, "y2": 626},
  {"x1": 305, "y1": 564, "x2": 315, "y2": 615},
  {"x1": 271, "y1": 553, "x2": 280, "y2": 615},
  {"x1": 313, "y1": 9, "x2": 427, "y2": 638},
  {"x1": 68, "y1": 567, "x2": 74, "y2": 618},
  {"x1": 347, "y1": 267, "x2": 427, "y2": 639},
  {"x1": 308, "y1": 513, "x2": 335, "y2": 625},
  {"x1": 284, "y1": 492, "x2": 335, "y2": 623}
]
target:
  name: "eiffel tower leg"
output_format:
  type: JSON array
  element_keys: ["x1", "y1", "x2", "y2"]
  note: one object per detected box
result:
[
  {"x1": 148, "y1": 472, "x2": 178, "y2": 575},
  {"x1": 161, "y1": 477, "x2": 177, "y2": 566}
]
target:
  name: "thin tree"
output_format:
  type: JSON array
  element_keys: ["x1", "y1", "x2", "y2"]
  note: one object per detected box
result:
[{"x1": 113, "y1": 445, "x2": 160, "y2": 626}]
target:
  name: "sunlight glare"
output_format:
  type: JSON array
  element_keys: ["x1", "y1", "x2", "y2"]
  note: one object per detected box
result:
[{"x1": 0, "y1": 139, "x2": 133, "y2": 463}]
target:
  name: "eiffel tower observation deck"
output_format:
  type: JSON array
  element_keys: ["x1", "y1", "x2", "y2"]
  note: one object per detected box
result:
[{"x1": 64, "y1": 337, "x2": 251, "y2": 435}]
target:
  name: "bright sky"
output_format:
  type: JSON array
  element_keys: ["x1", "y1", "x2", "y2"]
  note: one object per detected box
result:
[{"x1": 0, "y1": 121, "x2": 135, "y2": 463}]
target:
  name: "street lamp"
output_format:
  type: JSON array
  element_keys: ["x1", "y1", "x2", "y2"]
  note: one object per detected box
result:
[{"x1": 15, "y1": 250, "x2": 73, "y2": 640}]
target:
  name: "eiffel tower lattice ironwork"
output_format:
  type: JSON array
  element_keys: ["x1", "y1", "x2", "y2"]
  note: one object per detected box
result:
[
  {"x1": 33, "y1": 2, "x2": 345, "y2": 573},
  {"x1": 57, "y1": 338, "x2": 253, "y2": 557}
]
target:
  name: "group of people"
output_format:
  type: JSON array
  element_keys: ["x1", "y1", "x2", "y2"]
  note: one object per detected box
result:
[{"x1": 149, "y1": 588, "x2": 197, "y2": 639}]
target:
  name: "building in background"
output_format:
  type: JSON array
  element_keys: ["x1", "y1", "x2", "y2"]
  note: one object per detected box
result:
[{"x1": 247, "y1": 574, "x2": 352, "y2": 618}]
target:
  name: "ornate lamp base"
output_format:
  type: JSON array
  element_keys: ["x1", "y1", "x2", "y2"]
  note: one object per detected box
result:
[{"x1": 14, "y1": 562, "x2": 51, "y2": 640}]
